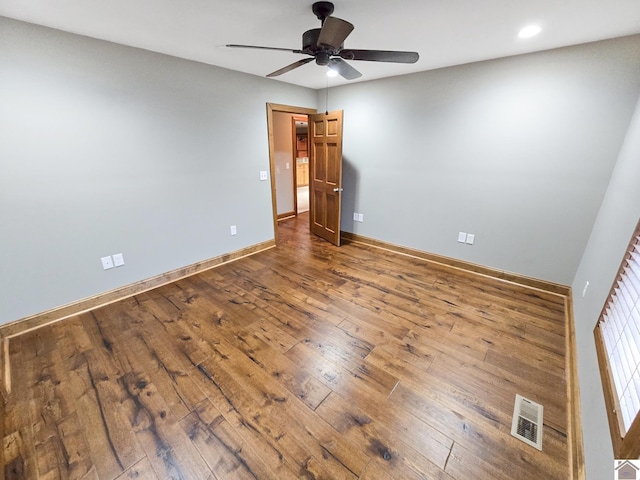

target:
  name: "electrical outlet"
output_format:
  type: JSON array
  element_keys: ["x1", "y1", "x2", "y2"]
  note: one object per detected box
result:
[
  {"x1": 259, "y1": 171, "x2": 268, "y2": 181},
  {"x1": 458, "y1": 232, "x2": 467, "y2": 243},
  {"x1": 113, "y1": 253, "x2": 125, "y2": 267},
  {"x1": 466, "y1": 234, "x2": 475, "y2": 245},
  {"x1": 101, "y1": 256, "x2": 114, "y2": 270},
  {"x1": 230, "y1": 225, "x2": 237, "y2": 235}
]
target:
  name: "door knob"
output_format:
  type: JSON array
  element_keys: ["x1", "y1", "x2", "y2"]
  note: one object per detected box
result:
[{"x1": 333, "y1": 188, "x2": 344, "y2": 192}]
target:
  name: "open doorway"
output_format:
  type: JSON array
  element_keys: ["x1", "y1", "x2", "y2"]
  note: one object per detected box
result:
[
  {"x1": 266, "y1": 103, "x2": 317, "y2": 243},
  {"x1": 294, "y1": 116, "x2": 309, "y2": 214}
]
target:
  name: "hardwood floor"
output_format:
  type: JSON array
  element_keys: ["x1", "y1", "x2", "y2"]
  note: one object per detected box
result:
[{"x1": 3, "y1": 213, "x2": 569, "y2": 479}]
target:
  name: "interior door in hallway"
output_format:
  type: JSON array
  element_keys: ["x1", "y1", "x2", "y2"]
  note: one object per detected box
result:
[{"x1": 309, "y1": 110, "x2": 343, "y2": 246}]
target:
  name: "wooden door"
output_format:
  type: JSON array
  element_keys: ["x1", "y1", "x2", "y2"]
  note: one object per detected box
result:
[{"x1": 309, "y1": 110, "x2": 343, "y2": 246}]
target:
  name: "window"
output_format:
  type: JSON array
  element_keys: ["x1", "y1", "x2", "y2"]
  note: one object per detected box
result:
[{"x1": 595, "y1": 219, "x2": 640, "y2": 458}]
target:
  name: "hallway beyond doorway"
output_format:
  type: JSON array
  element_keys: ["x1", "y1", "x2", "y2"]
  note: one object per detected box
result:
[{"x1": 297, "y1": 185, "x2": 309, "y2": 213}]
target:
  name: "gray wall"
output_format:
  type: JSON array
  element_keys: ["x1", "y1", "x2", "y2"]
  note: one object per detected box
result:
[
  {"x1": 572, "y1": 95, "x2": 640, "y2": 478},
  {"x1": 0, "y1": 17, "x2": 316, "y2": 325},
  {"x1": 328, "y1": 35, "x2": 640, "y2": 285}
]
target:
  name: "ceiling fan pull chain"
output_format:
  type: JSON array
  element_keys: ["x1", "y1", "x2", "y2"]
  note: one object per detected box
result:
[{"x1": 325, "y1": 73, "x2": 329, "y2": 114}]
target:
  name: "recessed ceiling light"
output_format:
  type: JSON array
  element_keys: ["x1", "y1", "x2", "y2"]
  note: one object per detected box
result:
[
  {"x1": 326, "y1": 68, "x2": 339, "y2": 77},
  {"x1": 518, "y1": 25, "x2": 542, "y2": 39}
]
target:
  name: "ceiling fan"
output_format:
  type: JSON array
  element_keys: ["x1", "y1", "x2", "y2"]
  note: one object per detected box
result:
[{"x1": 226, "y1": 1, "x2": 419, "y2": 80}]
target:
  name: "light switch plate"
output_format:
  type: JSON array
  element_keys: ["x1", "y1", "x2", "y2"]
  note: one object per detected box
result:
[
  {"x1": 259, "y1": 171, "x2": 268, "y2": 181},
  {"x1": 358, "y1": 213, "x2": 364, "y2": 222},
  {"x1": 230, "y1": 225, "x2": 237, "y2": 235},
  {"x1": 101, "y1": 256, "x2": 114, "y2": 270},
  {"x1": 113, "y1": 253, "x2": 125, "y2": 267},
  {"x1": 458, "y1": 232, "x2": 467, "y2": 243},
  {"x1": 353, "y1": 212, "x2": 358, "y2": 221},
  {"x1": 466, "y1": 234, "x2": 475, "y2": 245}
]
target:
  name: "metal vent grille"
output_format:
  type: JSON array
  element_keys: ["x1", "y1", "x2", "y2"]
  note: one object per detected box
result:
[{"x1": 510, "y1": 394, "x2": 543, "y2": 450}]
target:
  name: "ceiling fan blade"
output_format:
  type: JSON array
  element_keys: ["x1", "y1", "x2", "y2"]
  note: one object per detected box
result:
[
  {"x1": 267, "y1": 58, "x2": 315, "y2": 77},
  {"x1": 317, "y1": 16, "x2": 354, "y2": 49},
  {"x1": 339, "y1": 49, "x2": 419, "y2": 63},
  {"x1": 226, "y1": 44, "x2": 304, "y2": 54},
  {"x1": 328, "y1": 58, "x2": 362, "y2": 80}
]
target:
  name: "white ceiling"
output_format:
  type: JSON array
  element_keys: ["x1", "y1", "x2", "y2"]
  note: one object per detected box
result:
[{"x1": 2, "y1": 0, "x2": 640, "y2": 90}]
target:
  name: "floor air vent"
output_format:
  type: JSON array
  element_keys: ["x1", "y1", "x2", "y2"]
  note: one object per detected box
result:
[{"x1": 510, "y1": 394, "x2": 543, "y2": 450}]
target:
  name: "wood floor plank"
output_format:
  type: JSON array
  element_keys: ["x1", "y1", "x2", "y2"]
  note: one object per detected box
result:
[
  {"x1": 193, "y1": 339, "x2": 365, "y2": 479},
  {"x1": 3, "y1": 351, "x2": 40, "y2": 479},
  {"x1": 187, "y1": 364, "x2": 301, "y2": 480},
  {"x1": 179, "y1": 398, "x2": 282, "y2": 480},
  {"x1": 427, "y1": 350, "x2": 567, "y2": 433},
  {"x1": 3, "y1": 212, "x2": 570, "y2": 479},
  {"x1": 525, "y1": 322, "x2": 566, "y2": 356},
  {"x1": 386, "y1": 372, "x2": 567, "y2": 479},
  {"x1": 117, "y1": 329, "x2": 207, "y2": 422},
  {"x1": 4, "y1": 428, "x2": 37, "y2": 480},
  {"x1": 316, "y1": 391, "x2": 453, "y2": 477},
  {"x1": 444, "y1": 441, "x2": 513, "y2": 480},
  {"x1": 65, "y1": 349, "x2": 144, "y2": 479},
  {"x1": 230, "y1": 328, "x2": 331, "y2": 410},
  {"x1": 365, "y1": 328, "x2": 568, "y2": 479},
  {"x1": 192, "y1": 357, "x2": 362, "y2": 479},
  {"x1": 135, "y1": 289, "x2": 216, "y2": 368},
  {"x1": 121, "y1": 370, "x2": 214, "y2": 479},
  {"x1": 242, "y1": 317, "x2": 300, "y2": 353},
  {"x1": 432, "y1": 270, "x2": 566, "y2": 319},
  {"x1": 113, "y1": 457, "x2": 156, "y2": 480},
  {"x1": 285, "y1": 342, "x2": 457, "y2": 472},
  {"x1": 213, "y1": 279, "x2": 401, "y2": 399},
  {"x1": 55, "y1": 412, "x2": 98, "y2": 479}
]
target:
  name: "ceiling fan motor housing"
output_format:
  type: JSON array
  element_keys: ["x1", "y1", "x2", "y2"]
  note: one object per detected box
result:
[{"x1": 312, "y1": 1, "x2": 335, "y2": 21}]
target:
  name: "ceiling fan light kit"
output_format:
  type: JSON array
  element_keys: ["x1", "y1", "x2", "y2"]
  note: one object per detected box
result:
[
  {"x1": 518, "y1": 24, "x2": 542, "y2": 38},
  {"x1": 226, "y1": 1, "x2": 419, "y2": 80}
]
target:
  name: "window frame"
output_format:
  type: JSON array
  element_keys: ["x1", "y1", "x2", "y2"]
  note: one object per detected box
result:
[{"x1": 594, "y1": 219, "x2": 640, "y2": 458}]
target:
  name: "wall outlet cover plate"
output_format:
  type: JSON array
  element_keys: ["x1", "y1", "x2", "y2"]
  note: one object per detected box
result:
[
  {"x1": 101, "y1": 256, "x2": 114, "y2": 270},
  {"x1": 113, "y1": 253, "x2": 125, "y2": 267}
]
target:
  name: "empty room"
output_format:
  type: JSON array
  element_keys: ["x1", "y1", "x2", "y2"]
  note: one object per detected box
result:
[{"x1": 2, "y1": 1, "x2": 640, "y2": 479}]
